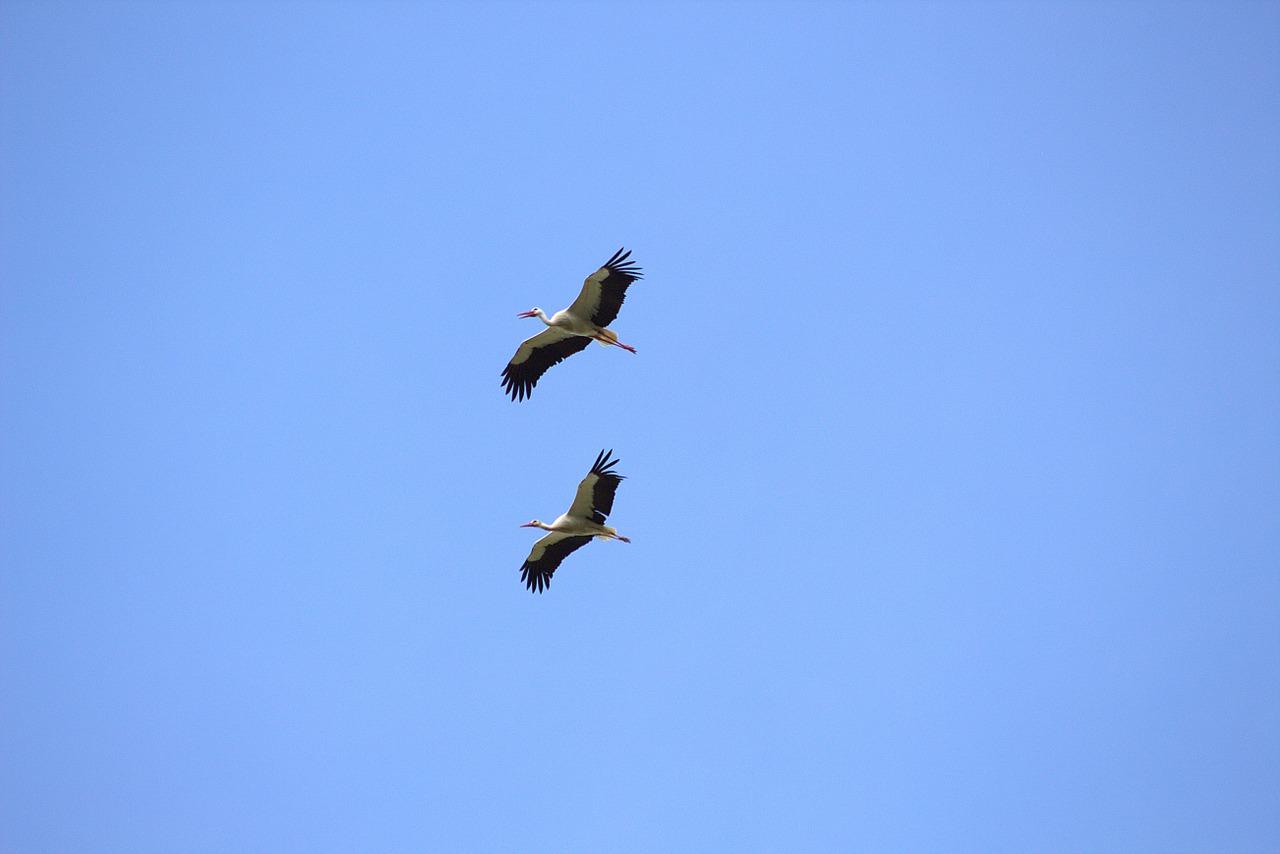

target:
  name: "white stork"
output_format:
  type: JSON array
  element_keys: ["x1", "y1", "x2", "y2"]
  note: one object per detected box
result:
[
  {"x1": 518, "y1": 449, "x2": 630, "y2": 593},
  {"x1": 501, "y1": 248, "x2": 642, "y2": 401}
]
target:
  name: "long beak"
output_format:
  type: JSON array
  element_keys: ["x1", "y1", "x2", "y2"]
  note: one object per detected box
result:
[
  {"x1": 519, "y1": 522, "x2": 538, "y2": 528},
  {"x1": 517, "y1": 310, "x2": 537, "y2": 318}
]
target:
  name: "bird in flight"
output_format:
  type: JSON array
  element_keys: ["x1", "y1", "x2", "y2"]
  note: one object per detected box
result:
[
  {"x1": 518, "y1": 449, "x2": 630, "y2": 593},
  {"x1": 501, "y1": 248, "x2": 642, "y2": 401}
]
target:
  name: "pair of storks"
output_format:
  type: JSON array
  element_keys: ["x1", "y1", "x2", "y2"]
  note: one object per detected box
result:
[{"x1": 502, "y1": 249, "x2": 641, "y2": 593}]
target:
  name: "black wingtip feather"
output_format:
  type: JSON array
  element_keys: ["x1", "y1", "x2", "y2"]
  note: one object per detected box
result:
[
  {"x1": 603, "y1": 247, "x2": 643, "y2": 279},
  {"x1": 591, "y1": 448, "x2": 623, "y2": 478}
]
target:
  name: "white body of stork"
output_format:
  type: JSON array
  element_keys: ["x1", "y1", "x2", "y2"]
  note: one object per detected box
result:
[
  {"x1": 501, "y1": 248, "x2": 642, "y2": 401},
  {"x1": 518, "y1": 449, "x2": 630, "y2": 593}
]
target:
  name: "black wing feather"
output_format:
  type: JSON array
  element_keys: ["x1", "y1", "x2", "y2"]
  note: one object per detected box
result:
[
  {"x1": 588, "y1": 448, "x2": 626, "y2": 524},
  {"x1": 521, "y1": 535, "x2": 594, "y2": 593},
  {"x1": 589, "y1": 248, "x2": 643, "y2": 328},
  {"x1": 501, "y1": 335, "x2": 591, "y2": 401}
]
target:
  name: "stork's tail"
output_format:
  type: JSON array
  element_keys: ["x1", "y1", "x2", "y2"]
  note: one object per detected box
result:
[
  {"x1": 597, "y1": 527, "x2": 631, "y2": 543},
  {"x1": 594, "y1": 328, "x2": 636, "y2": 353}
]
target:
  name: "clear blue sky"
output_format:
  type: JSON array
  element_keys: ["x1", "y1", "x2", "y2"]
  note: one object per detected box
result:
[{"x1": 2, "y1": 2, "x2": 1277, "y2": 851}]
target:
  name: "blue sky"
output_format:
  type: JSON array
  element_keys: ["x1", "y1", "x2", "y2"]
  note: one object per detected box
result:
[{"x1": 2, "y1": 2, "x2": 1277, "y2": 851}]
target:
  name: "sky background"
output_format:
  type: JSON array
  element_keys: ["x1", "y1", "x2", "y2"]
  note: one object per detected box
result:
[{"x1": 2, "y1": 2, "x2": 1278, "y2": 851}]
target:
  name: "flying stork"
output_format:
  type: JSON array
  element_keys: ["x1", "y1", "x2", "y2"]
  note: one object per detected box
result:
[
  {"x1": 518, "y1": 449, "x2": 630, "y2": 593},
  {"x1": 501, "y1": 248, "x2": 642, "y2": 401}
]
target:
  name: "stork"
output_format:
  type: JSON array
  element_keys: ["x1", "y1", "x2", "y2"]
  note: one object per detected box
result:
[
  {"x1": 518, "y1": 449, "x2": 631, "y2": 593},
  {"x1": 501, "y1": 248, "x2": 642, "y2": 401}
]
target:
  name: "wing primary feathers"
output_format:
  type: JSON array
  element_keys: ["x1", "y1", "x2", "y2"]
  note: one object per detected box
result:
[
  {"x1": 603, "y1": 248, "x2": 642, "y2": 279},
  {"x1": 590, "y1": 448, "x2": 622, "y2": 477},
  {"x1": 585, "y1": 249, "x2": 642, "y2": 328},
  {"x1": 501, "y1": 334, "x2": 591, "y2": 401},
  {"x1": 588, "y1": 448, "x2": 625, "y2": 522},
  {"x1": 520, "y1": 535, "x2": 594, "y2": 593}
]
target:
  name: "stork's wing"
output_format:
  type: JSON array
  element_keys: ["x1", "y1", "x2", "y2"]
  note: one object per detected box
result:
[
  {"x1": 567, "y1": 449, "x2": 625, "y2": 524},
  {"x1": 501, "y1": 327, "x2": 591, "y2": 401},
  {"x1": 521, "y1": 532, "x2": 593, "y2": 593},
  {"x1": 567, "y1": 248, "x2": 642, "y2": 328}
]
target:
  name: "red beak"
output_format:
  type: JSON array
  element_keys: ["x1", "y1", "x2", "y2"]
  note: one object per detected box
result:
[
  {"x1": 519, "y1": 522, "x2": 537, "y2": 528},
  {"x1": 517, "y1": 310, "x2": 537, "y2": 318}
]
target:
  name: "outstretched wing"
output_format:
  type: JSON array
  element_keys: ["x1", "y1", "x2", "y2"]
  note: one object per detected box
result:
[
  {"x1": 567, "y1": 449, "x2": 625, "y2": 524},
  {"x1": 567, "y1": 248, "x2": 642, "y2": 328},
  {"x1": 501, "y1": 327, "x2": 591, "y2": 401},
  {"x1": 521, "y1": 532, "x2": 594, "y2": 593}
]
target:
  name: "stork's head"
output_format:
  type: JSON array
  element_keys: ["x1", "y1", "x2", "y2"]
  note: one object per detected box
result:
[
  {"x1": 517, "y1": 307, "x2": 542, "y2": 319},
  {"x1": 520, "y1": 519, "x2": 545, "y2": 530}
]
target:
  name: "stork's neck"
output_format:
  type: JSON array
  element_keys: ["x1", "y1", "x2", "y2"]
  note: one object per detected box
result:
[{"x1": 534, "y1": 309, "x2": 553, "y2": 326}]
